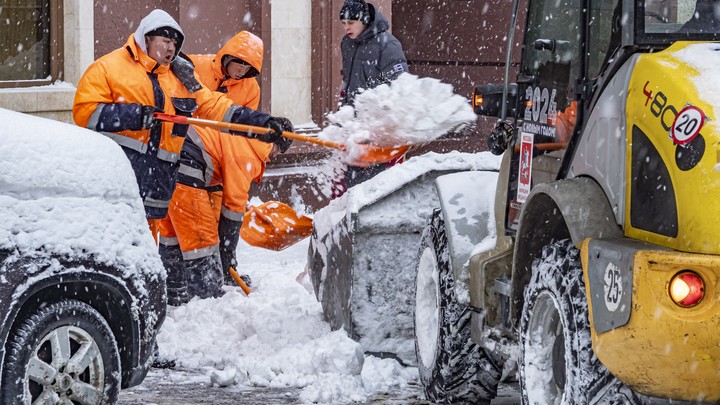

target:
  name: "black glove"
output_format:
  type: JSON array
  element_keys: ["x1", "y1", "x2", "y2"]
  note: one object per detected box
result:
[
  {"x1": 273, "y1": 117, "x2": 294, "y2": 153},
  {"x1": 218, "y1": 215, "x2": 242, "y2": 273},
  {"x1": 141, "y1": 105, "x2": 162, "y2": 130},
  {"x1": 171, "y1": 54, "x2": 202, "y2": 93},
  {"x1": 251, "y1": 117, "x2": 283, "y2": 144}
]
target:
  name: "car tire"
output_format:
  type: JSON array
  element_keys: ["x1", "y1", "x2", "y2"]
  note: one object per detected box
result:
[
  {"x1": 519, "y1": 239, "x2": 640, "y2": 404},
  {"x1": 1, "y1": 299, "x2": 121, "y2": 405},
  {"x1": 414, "y1": 210, "x2": 501, "y2": 404}
]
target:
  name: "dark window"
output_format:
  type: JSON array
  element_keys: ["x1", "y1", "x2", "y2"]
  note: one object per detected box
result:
[{"x1": 0, "y1": 0, "x2": 63, "y2": 88}]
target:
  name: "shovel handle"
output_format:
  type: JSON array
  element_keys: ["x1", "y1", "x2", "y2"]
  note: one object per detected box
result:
[
  {"x1": 228, "y1": 267, "x2": 252, "y2": 296},
  {"x1": 153, "y1": 113, "x2": 345, "y2": 150}
]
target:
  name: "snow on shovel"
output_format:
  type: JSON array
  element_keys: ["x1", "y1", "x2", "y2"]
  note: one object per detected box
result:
[
  {"x1": 152, "y1": 113, "x2": 409, "y2": 167},
  {"x1": 317, "y1": 73, "x2": 478, "y2": 158}
]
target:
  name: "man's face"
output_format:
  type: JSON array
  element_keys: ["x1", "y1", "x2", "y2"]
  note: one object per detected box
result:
[
  {"x1": 341, "y1": 20, "x2": 365, "y2": 39},
  {"x1": 226, "y1": 60, "x2": 251, "y2": 80},
  {"x1": 146, "y1": 36, "x2": 176, "y2": 65}
]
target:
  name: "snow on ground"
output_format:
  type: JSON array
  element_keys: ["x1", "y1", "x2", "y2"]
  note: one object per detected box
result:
[{"x1": 155, "y1": 237, "x2": 418, "y2": 404}]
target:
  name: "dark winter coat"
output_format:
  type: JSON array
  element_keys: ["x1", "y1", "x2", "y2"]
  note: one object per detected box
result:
[{"x1": 340, "y1": 3, "x2": 408, "y2": 106}]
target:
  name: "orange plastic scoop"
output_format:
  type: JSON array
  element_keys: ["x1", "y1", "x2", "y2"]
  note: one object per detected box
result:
[{"x1": 240, "y1": 201, "x2": 313, "y2": 251}]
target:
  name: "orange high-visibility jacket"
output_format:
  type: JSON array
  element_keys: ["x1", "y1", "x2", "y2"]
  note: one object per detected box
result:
[
  {"x1": 72, "y1": 12, "x2": 270, "y2": 218},
  {"x1": 181, "y1": 31, "x2": 272, "y2": 222},
  {"x1": 188, "y1": 31, "x2": 263, "y2": 110}
]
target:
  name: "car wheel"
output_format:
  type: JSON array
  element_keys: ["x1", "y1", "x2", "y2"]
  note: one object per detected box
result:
[
  {"x1": 2, "y1": 299, "x2": 121, "y2": 405},
  {"x1": 519, "y1": 239, "x2": 639, "y2": 404},
  {"x1": 414, "y1": 210, "x2": 501, "y2": 404}
]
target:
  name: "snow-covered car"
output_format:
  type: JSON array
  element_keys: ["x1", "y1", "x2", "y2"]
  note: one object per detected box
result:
[{"x1": 0, "y1": 108, "x2": 166, "y2": 404}]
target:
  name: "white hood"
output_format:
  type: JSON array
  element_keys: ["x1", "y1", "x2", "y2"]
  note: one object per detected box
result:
[{"x1": 133, "y1": 9, "x2": 184, "y2": 57}]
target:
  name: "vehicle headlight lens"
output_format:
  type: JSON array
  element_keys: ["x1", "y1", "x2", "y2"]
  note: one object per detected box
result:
[{"x1": 669, "y1": 271, "x2": 704, "y2": 307}]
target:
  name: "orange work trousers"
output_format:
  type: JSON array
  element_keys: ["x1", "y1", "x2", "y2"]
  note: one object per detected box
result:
[{"x1": 158, "y1": 183, "x2": 220, "y2": 260}]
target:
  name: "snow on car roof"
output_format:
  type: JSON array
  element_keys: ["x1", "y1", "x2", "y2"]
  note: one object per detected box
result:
[{"x1": 0, "y1": 108, "x2": 163, "y2": 279}]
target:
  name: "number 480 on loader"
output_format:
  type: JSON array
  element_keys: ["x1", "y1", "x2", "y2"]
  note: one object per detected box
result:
[{"x1": 413, "y1": 0, "x2": 720, "y2": 404}]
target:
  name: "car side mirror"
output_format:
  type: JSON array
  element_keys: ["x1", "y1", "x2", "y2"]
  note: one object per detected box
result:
[{"x1": 472, "y1": 83, "x2": 517, "y2": 118}]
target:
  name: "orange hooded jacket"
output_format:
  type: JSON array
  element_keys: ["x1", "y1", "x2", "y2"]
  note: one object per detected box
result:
[
  {"x1": 72, "y1": 11, "x2": 271, "y2": 219},
  {"x1": 157, "y1": 31, "x2": 273, "y2": 257},
  {"x1": 185, "y1": 31, "x2": 272, "y2": 221}
]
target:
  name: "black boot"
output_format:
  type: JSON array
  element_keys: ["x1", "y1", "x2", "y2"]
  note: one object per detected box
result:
[
  {"x1": 186, "y1": 253, "x2": 225, "y2": 299},
  {"x1": 159, "y1": 244, "x2": 189, "y2": 306}
]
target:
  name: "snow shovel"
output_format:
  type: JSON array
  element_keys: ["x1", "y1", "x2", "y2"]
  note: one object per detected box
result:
[
  {"x1": 152, "y1": 112, "x2": 410, "y2": 167},
  {"x1": 228, "y1": 266, "x2": 252, "y2": 295},
  {"x1": 240, "y1": 201, "x2": 313, "y2": 251}
]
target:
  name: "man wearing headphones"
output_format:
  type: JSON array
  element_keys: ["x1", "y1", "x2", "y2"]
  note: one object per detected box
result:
[{"x1": 337, "y1": 0, "x2": 409, "y2": 192}]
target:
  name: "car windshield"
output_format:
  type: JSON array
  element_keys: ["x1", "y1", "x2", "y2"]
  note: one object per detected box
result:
[{"x1": 640, "y1": 0, "x2": 720, "y2": 42}]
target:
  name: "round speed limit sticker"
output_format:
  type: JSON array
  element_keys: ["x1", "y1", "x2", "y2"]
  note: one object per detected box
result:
[{"x1": 671, "y1": 106, "x2": 705, "y2": 145}]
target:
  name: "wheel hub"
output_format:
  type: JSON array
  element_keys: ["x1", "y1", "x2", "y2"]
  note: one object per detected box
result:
[{"x1": 57, "y1": 373, "x2": 74, "y2": 391}]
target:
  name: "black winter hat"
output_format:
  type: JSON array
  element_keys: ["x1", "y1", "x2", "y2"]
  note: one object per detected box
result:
[
  {"x1": 146, "y1": 26, "x2": 184, "y2": 45},
  {"x1": 339, "y1": 0, "x2": 370, "y2": 24}
]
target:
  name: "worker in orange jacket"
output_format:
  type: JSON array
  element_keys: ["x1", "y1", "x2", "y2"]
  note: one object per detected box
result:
[
  {"x1": 157, "y1": 31, "x2": 294, "y2": 304},
  {"x1": 73, "y1": 10, "x2": 288, "y2": 238}
]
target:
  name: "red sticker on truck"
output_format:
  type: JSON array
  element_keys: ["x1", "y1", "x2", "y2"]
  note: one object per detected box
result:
[
  {"x1": 517, "y1": 132, "x2": 533, "y2": 203},
  {"x1": 671, "y1": 106, "x2": 704, "y2": 145}
]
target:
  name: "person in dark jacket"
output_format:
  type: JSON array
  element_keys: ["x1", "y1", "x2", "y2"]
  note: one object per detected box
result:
[{"x1": 337, "y1": 0, "x2": 409, "y2": 191}]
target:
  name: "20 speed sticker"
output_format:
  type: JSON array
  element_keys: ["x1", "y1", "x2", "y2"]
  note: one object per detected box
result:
[{"x1": 671, "y1": 105, "x2": 705, "y2": 145}]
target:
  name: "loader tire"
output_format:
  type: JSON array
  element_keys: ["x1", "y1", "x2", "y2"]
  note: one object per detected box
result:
[
  {"x1": 414, "y1": 210, "x2": 501, "y2": 404},
  {"x1": 519, "y1": 239, "x2": 640, "y2": 405}
]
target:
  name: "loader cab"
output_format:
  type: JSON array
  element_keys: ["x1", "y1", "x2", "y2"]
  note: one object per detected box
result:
[{"x1": 499, "y1": 0, "x2": 720, "y2": 233}]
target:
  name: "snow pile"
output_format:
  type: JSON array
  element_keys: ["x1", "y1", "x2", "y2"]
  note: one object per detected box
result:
[
  {"x1": 318, "y1": 73, "x2": 477, "y2": 160},
  {"x1": 156, "y1": 240, "x2": 418, "y2": 403},
  {"x1": 0, "y1": 108, "x2": 162, "y2": 278},
  {"x1": 313, "y1": 151, "x2": 502, "y2": 239}
]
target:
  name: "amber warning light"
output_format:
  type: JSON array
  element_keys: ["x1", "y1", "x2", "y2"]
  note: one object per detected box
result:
[
  {"x1": 669, "y1": 271, "x2": 704, "y2": 307},
  {"x1": 472, "y1": 93, "x2": 483, "y2": 109}
]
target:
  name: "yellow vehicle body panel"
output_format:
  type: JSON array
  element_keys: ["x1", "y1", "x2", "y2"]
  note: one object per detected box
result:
[
  {"x1": 582, "y1": 241, "x2": 720, "y2": 402},
  {"x1": 624, "y1": 42, "x2": 720, "y2": 255}
]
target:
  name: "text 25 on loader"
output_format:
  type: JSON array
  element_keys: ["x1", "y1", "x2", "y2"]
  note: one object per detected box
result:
[{"x1": 413, "y1": 0, "x2": 720, "y2": 404}]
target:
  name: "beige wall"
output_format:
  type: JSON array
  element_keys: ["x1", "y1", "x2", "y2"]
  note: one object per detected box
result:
[
  {"x1": 0, "y1": 0, "x2": 94, "y2": 123},
  {"x1": 271, "y1": 0, "x2": 312, "y2": 125}
]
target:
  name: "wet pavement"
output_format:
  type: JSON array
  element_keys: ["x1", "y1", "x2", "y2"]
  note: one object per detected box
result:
[{"x1": 118, "y1": 367, "x2": 521, "y2": 404}]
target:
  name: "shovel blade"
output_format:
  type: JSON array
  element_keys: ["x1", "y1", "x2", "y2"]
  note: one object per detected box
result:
[
  {"x1": 240, "y1": 201, "x2": 313, "y2": 251},
  {"x1": 345, "y1": 144, "x2": 410, "y2": 167}
]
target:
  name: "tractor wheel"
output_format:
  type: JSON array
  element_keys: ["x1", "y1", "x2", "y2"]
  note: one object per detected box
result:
[
  {"x1": 519, "y1": 239, "x2": 640, "y2": 404},
  {"x1": 414, "y1": 210, "x2": 501, "y2": 404},
  {"x1": 1, "y1": 300, "x2": 121, "y2": 405}
]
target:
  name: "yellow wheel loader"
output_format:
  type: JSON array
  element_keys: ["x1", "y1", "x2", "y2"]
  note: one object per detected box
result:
[{"x1": 412, "y1": 0, "x2": 720, "y2": 403}]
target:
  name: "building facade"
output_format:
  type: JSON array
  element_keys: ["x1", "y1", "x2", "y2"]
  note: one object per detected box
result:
[{"x1": 0, "y1": 0, "x2": 520, "y2": 209}]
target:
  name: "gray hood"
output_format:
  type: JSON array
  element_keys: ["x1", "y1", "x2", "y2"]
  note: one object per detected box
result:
[{"x1": 133, "y1": 9, "x2": 185, "y2": 58}]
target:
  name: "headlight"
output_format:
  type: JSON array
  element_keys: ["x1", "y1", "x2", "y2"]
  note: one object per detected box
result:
[{"x1": 669, "y1": 271, "x2": 704, "y2": 307}]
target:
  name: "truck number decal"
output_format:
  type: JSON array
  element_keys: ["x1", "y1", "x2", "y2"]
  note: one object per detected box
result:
[
  {"x1": 603, "y1": 262, "x2": 622, "y2": 312},
  {"x1": 671, "y1": 106, "x2": 705, "y2": 145},
  {"x1": 524, "y1": 86, "x2": 557, "y2": 124},
  {"x1": 643, "y1": 81, "x2": 679, "y2": 132}
]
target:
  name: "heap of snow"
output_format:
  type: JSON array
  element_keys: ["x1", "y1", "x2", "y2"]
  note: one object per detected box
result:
[
  {"x1": 313, "y1": 151, "x2": 502, "y2": 239},
  {"x1": 0, "y1": 108, "x2": 162, "y2": 278},
  {"x1": 156, "y1": 240, "x2": 419, "y2": 404},
  {"x1": 319, "y1": 73, "x2": 477, "y2": 161}
]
